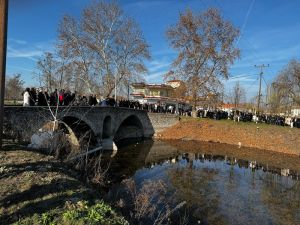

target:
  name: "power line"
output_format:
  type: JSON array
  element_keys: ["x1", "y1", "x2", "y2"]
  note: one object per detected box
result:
[
  {"x1": 262, "y1": 76, "x2": 268, "y2": 87},
  {"x1": 247, "y1": 76, "x2": 259, "y2": 90},
  {"x1": 229, "y1": 74, "x2": 259, "y2": 79}
]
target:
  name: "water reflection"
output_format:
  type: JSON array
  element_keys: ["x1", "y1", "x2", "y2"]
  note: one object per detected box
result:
[{"x1": 105, "y1": 140, "x2": 300, "y2": 225}]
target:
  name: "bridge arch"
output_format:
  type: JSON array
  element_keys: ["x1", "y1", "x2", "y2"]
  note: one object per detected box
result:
[
  {"x1": 61, "y1": 116, "x2": 98, "y2": 147},
  {"x1": 114, "y1": 114, "x2": 144, "y2": 143}
]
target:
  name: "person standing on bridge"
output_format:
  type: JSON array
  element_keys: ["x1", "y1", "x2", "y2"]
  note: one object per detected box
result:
[
  {"x1": 22, "y1": 88, "x2": 30, "y2": 106},
  {"x1": 37, "y1": 88, "x2": 49, "y2": 106},
  {"x1": 29, "y1": 87, "x2": 37, "y2": 106}
]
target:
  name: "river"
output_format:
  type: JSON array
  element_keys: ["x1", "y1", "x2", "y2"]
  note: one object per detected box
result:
[{"x1": 102, "y1": 140, "x2": 300, "y2": 225}]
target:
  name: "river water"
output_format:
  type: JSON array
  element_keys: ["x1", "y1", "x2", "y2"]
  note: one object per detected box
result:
[{"x1": 103, "y1": 140, "x2": 300, "y2": 225}]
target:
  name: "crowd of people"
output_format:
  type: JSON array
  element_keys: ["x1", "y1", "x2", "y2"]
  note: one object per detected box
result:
[
  {"x1": 21, "y1": 87, "x2": 192, "y2": 115},
  {"x1": 22, "y1": 88, "x2": 99, "y2": 107},
  {"x1": 118, "y1": 100, "x2": 192, "y2": 115},
  {"x1": 22, "y1": 87, "x2": 299, "y2": 128},
  {"x1": 197, "y1": 109, "x2": 300, "y2": 128}
]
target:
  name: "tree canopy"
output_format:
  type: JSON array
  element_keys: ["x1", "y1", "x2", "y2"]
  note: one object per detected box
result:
[
  {"x1": 165, "y1": 8, "x2": 240, "y2": 108},
  {"x1": 36, "y1": 0, "x2": 150, "y2": 97}
]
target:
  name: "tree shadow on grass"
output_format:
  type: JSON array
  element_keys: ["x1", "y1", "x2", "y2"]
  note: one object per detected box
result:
[
  {"x1": 0, "y1": 179, "x2": 80, "y2": 208},
  {"x1": 0, "y1": 158, "x2": 100, "y2": 224},
  {"x1": 0, "y1": 161, "x2": 79, "y2": 180},
  {"x1": 0, "y1": 189, "x2": 95, "y2": 224}
]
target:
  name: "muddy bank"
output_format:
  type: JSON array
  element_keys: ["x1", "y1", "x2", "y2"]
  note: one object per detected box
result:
[{"x1": 157, "y1": 118, "x2": 300, "y2": 156}]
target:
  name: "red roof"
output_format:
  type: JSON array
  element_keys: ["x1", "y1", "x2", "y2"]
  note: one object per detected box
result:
[{"x1": 167, "y1": 79, "x2": 182, "y2": 83}]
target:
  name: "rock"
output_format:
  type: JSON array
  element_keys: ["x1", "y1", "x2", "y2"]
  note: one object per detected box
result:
[{"x1": 28, "y1": 131, "x2": 53, "y2": 149}]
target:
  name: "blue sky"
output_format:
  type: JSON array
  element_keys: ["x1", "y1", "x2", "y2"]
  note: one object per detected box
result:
[{"x1": 6, "y1": 0, "x2": 300, "y2": 100}]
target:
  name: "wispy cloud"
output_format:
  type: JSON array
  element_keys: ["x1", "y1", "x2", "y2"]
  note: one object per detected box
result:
[
  {"x1": 152, "y1": 48, "x2": 175, "y2": 57},
  {"x1": 238, "y1": 43, "x2": 300, "y2": 67},
  {"x1": 226, "y1": 77, "x2": 257, "y2": 84},
  {"x1": 146, "y1": 57, "x2": 172, "y2": 83},
  {"x1": 124, "y1": 0, "x2": 172, "y2": 9},
  {"x1": 9, "y1": 38, "x2": 27, "y2": 45},
  {"x1": 148, "y1": 60, "x2": 170, "y2": 72},
  {"x1": 236, "y1": 0, "x2": 256, "y2": 45},
  {"x1": 7, "y1": 39, "x2": 55, "y2": 61},
  {"x1": 146, "y1": 70, "x2": 167, "y2": 83},
  {"x1": 7, "y1": 47, "x2": 43, "y2": 61},
  {"x1": 7, "y1": 65, "x2": 34, "y2": 73},
  {"x1": 248, "y1": 24, "x2": 300, "y2": 43}
]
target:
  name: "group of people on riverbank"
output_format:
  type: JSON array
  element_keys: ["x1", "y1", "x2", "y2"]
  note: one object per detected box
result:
[{"x1": 197, "y1": 109, "x2": 300, "y2": 128}]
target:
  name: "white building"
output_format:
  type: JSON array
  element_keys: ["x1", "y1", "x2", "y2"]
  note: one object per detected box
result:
[
  {"x1": 291, "y1": 108, "x2": 300, "y2": 117},
  {"x1": 130, "y1": 80, "x2": 191, "y2": 112}
]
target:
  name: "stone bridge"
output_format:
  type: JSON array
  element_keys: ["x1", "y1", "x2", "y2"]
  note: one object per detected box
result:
[{"x1": 3, "y1": 106, "x2": 178, "y2": 150}]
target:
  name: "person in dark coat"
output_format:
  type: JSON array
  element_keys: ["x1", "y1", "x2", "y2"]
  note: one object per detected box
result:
[
  {"x1": 63, "y1": 90, "x2": 72, "y2": 106},
  {"x1": 29, "y1": 87, "x2": 37, "y2": 106},
  {"x1": 37, "y1": 88, "x2": 48, "y2": 106},
  {"x1": 49, "y1": 89, "x2": 58, "y2": 106},
  {"x1": 88, "y1": 94, "x2": 94, "y2": 106}
]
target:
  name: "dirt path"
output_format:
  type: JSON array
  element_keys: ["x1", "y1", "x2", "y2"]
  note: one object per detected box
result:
[{"x1": 158, "y1": 118, "x2": 300, "y2": 156}]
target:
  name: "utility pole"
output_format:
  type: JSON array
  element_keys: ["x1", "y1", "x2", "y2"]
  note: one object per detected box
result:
[
  {"x1": 254, "y1": 64, "x2": 269, "y2": 115},
  {"x1": 0, "y1": 0, "x2": 9, "y2": 148}
]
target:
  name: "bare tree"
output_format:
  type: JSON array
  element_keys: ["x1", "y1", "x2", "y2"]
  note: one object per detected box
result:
[
  {"x1": 57, "y1": 0, "x2": 150, "y2": 97},
  {"x1": 271, "y1": 59, "x2": 300, "y2": 112},
  {"x1": 231, "y1": 81, "x2": 246, "y2": 108},
  {"x1": 5, "y1": 74, "x2": 24, "y2": 103},
  {"x1": 36, "y1": 52, "x2": 58, "y2": 92},
  {"x1": 58, "y1": 15, "x2": 96, "y2": 94},
  {"x1": 165, "y1": 8, "x2": 240, "y2": 110},
  {"x1": 171, "y1": 82, "x2": 188, "y2": 100}
]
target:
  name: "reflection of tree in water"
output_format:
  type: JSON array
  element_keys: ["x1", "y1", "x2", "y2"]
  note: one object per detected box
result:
[
  {"x1": 167, "y1": 154, "x2": 227, "y2": 225},
  {"x1": 107, "y1": 139, "x2": 154, "y2": 183},
  {"x1": 103, "y1": 140, "x2": 300, "y2": 224},
  {"x1": 226, "y1": 157, "x2": 237, "y2": 191},
  {"x1": 260, "y1": 172, "x2": 300, "y2": 225}
]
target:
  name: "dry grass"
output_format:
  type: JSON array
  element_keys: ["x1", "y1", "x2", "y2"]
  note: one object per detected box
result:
[{"x1": 158, "y1": 117, "x2": 300, "y2": 156}]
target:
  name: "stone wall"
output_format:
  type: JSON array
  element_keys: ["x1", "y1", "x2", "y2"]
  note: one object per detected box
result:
[{"x1": 147, "y1": 113, "x2": 179, "y2": 134}]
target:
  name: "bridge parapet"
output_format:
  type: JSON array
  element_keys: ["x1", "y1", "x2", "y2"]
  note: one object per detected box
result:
[{"x1": 3, "y1": 106, "x2": 156, "y2": 147}]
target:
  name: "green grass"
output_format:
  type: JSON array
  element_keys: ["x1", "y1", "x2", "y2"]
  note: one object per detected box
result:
[
  {"x1": 4, "y1": 100, "x2": 23, "y2": 105},
  {"x1": 13, "y1": 201, "x2": 129, "y2": 225}
]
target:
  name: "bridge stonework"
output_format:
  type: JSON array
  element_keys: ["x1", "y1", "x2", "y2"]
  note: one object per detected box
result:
[{"x1": 3, "y1": 106, "x2": 178, "y2": 149}]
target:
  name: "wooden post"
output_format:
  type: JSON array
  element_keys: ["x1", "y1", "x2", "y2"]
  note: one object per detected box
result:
[{"x1": 0, "y1": 0, "x2": 9, "y2": 148}]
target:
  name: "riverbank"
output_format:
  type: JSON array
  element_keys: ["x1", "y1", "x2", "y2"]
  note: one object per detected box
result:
[
  {"x1": 0, "y1": 141, "x2": 128, "y2": 225},
  {"x1": 157, "y1": 117, "x2": 300, "y2": 156}
]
